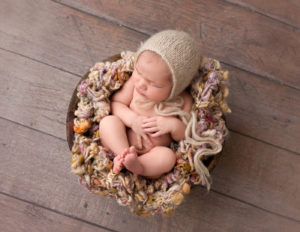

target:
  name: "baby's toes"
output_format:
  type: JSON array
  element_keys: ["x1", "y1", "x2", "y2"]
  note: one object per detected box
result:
[
  {"x1": 129, "y1": 146, "x2": 136, "y2": 154},
  {"x1": 113, "y1": 154, "x2": 121, "y2": 162},
  {"x1": 113, "y1": 164, "x2": 119, "y2": 174},
  {"x1": 122, "y1": 148, "x2": 129, "y2": 158},
  {"x1": 113, "y1": 161, "x2": 122, "y2": 174}
]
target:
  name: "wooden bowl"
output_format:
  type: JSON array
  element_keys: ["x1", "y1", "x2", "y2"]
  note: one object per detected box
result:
[
  {"x1": 66, "y1": 53, "x2": 224, "y2": 172},
  {"x1": 65, "y1": 53, "x2": 228, "y2": 215}
]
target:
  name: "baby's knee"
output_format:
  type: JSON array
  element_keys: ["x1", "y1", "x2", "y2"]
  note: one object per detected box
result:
[
  {"x1": 154, "y1": 146, "x2": 176, "y2": 166},
  {"x1": 99, "y1": 115, "x2": 121, "y2": 130}
]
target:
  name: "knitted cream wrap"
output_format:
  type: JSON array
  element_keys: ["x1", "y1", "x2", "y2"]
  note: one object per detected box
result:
[{"x1": 135, "y1": 30, "x2": 201, "y2": 100}]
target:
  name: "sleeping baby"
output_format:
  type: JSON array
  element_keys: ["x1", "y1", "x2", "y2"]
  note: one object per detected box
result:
[{"x1": 99, "y1": 30, "x2": 201, "y2": 178}]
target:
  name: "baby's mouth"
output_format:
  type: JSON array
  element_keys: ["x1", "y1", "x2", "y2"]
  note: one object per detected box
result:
[{"x1": 136, "y1": 87, "x2": 146, "y2": 97}]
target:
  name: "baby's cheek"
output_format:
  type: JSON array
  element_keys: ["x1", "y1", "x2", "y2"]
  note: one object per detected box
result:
[
  {"x1": 131, "y1": 71, "x2": 139, "y2": 82},
  {"x1": 159, "y1": 88, "x2": 170, "y2": 98},
  {"x1": 131, "y1": 74, "x2": 137, "y2": 83},
  {"x1": 151, "y1": 90, "x2": 164, "y2": 100}
]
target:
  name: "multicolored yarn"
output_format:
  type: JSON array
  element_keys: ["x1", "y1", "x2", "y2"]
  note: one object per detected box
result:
[{"x1": 70, "y1": 51, "x2": 231, "y2": 216}]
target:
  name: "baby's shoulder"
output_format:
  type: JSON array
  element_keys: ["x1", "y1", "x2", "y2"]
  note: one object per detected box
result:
[
  {"x1": 111, "y1": 77, "x2": 134, "y2": 105},
  {"x1": 179, "y1": 90, "x2": 193, "y2": 112}
]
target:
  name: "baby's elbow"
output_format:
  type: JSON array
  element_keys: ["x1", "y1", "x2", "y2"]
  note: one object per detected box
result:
[
  {"x1": 171, "y1": 131, "x2": 185, "y2": 142},
  {"x1": 171, "y1": 120, "x2": 187, "y2": 141},
  {"x1": 111, "y1": 94, "x2": 122, "y2": 104},
  {"x1": 172, "y1": 137, "x2": 182, "y2": 142},
  {"x1": 111, "y1": 101, "x2": 120, "y2": 114}
]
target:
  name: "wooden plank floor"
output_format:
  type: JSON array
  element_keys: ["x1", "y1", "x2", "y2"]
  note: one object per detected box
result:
[{"x1": 0, "y1": 0, "x2": 299, "y2": 231}]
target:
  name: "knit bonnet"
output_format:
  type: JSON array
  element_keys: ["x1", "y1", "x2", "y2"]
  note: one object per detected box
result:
[{"x1": 135, "y1": 30, "x2": 201, "y2": 100}]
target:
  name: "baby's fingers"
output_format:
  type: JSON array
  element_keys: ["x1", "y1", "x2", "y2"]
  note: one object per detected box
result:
[
  {"x1": 136, "y1": 135, "x2": 143, "y2": 150},
  {"x1": 150, "y1": 131, "x2": 162, "y2": 137},
  {"x1": 143, "y1": 127, "x2": 159, "y2": 133},
  {"x1": 141, "y1": 121, "x2": 157, "y2": 128},
  {"x1": 142, "y1": 117, "x2": 156, "y2": 124}
]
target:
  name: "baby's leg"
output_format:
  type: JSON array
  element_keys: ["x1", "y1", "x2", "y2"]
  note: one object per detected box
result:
[
  {"x1": 99, "y1": 115, "x2": 129, "y2": 173},
  {"x1": 99, "y1": 115, "x2": 129, "y2": 155},
  {"x1": 123, "y1": 146, "x2": 176, "y2": 178}
]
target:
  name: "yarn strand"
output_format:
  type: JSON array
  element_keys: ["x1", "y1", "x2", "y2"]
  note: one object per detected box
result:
[{"x1": 184, "y1": 112, "x2": 222, "y2": 190}]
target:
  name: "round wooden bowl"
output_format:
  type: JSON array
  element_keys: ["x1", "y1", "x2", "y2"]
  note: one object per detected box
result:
[
  {"x1": 66, "y1": 54, "x2": 225, "y2": 171},
  {"x1": 65, "y1": 53, "x2": 229, "y2": 216},
  {"x1": 66, "y1": 53, "x2": 225, "y2": 176}
]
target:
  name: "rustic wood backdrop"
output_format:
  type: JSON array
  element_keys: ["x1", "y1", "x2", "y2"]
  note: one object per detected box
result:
[{"x1": 0, "y1": 0, "x2": 299, "y2": 231}]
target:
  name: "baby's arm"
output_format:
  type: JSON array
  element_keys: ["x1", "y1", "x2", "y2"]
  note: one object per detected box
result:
[
  {"x1": 111, "y1": 78, "x2": 152, "y2": 149},
  {"x1": 142, "y1": 91, "x2": 193, "y2": 141},
  {"x1": 169, "y1": 91, "x2": 193, "y2": 141},
  {"x1": 111, "y1": 77, "x2": 137, "y2": 127}
]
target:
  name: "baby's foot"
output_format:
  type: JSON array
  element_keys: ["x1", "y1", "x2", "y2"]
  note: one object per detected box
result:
[
  {"x1": 113, "y1": 148, "x2": 128, "y2": 174},
  {"x1": 123, "y1": 146, "x2": 144, "y2": 175}
]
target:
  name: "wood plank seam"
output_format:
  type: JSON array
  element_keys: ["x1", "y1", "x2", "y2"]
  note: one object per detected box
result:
[
  {"x1": 230, "y1": 128, "x2": 300, "y2": 156},
  {"x1": 50, "y1": 0, "x2": 149, "y2": 37},
  {"x1": 49, "y1": 0, "x2": 300, "y2": 91},
  {"x1": 223, "y1": 62, "x2": 300, "y2": 92},
  {"x1": 0, "y1": 115, "x2": 66, "y2": 143},
  {"x1": 0, "y1": 47, "x2": 81, "y2": 78},
  {"x1": 211, "y1": 189, "x2": 300, "y2": 223},
  {"x1": 220, "y1": 0, "x2": 300, "y2": 30},
  {"x1": 1, "y1": 115, "x2": 299, "y2": 222},
  {"x1": 0, "y1": 191, "x2": 118, "y2": 232}
]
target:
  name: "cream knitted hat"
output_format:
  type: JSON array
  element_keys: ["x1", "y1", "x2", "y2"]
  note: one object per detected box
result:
[{"x1": 135, "y1": 30, "x2": 201, "y2": 100}]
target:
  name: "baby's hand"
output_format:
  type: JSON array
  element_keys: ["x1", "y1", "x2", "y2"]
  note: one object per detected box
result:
[
  {"x1": 142, "y1": 116, "x2": 175, "y2": 137},
  {"x1": 131, "y1": 115, "x2": 153, "y2": 150}
]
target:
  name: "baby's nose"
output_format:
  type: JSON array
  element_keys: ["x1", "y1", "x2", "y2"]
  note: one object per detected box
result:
[{"x1": 137, "y1": 79, "x2": 147, "y2": 90}]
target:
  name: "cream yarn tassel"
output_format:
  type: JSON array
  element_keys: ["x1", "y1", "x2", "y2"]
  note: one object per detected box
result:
[{"x1": 184, "y1": 112, "x2": 222, "y2": 190}]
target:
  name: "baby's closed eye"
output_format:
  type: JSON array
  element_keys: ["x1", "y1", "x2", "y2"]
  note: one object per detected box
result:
[
  {"x1": 149, "y1": 81, "x2": 163, "y2": 88},
  {"x1": 149, "y1": 82, "x2": 158, "y2": 87}
]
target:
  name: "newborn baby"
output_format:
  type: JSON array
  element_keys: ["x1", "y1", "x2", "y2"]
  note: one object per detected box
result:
[{"x1": 99, "y1": 30, "x2": 201, "y2": 178}]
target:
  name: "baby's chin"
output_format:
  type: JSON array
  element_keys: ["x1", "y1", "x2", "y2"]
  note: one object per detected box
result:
[{"x1": 144, "y1": 94, "x2": 167, "y2": 103}]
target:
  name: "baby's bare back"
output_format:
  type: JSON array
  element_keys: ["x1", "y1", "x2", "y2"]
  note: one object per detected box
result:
[{"x1": 127, "y1": 89, "x2": 173, "y2": 154}]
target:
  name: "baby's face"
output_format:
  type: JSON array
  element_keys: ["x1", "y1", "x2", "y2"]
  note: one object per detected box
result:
[{"x1": 132, "y1": 51, "x2": 172, "y2": 102}]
